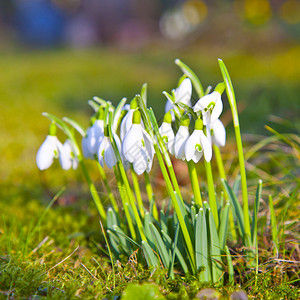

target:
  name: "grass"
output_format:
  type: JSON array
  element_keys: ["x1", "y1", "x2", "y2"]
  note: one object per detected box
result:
[{"x1": 0, "y1": 46, "x2": 299, "y2": 299}]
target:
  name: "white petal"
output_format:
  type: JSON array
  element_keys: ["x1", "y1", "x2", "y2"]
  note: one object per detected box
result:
[
  {"x1": 104, "y1": 143, "x2": 118, "y2": 169},
  {"x1": 82, "y1": 136, "x2": 93, "y2": 159},
  {"x1": 120, "y1": 109, "x2": 134, "y2": 141},
  {"x1": 64, "y1": 139, "x2": 79, "y2": 170},
  {"x1": 57, "y1": 139, "x2": 72, "y2": 170},
  {"x1": 142, "y1": 129, "x2": 155, "y2": 160},
  {"x1": 98, "y1": 137, "x2": 109, "y2": 167},
  {"x1": 36, "y1": 136, "x2": 57, "y2": 170},
  {"x1": 174, "y1": 126, "x2": 189, "y2": 160},
  {"x1": 210, "y1": 94, "x2": 223, "y2": 123},
  {"x1": 164, "y1": 99, "x2": 173, "y2": 114},
  {"x1": 193, "y1": 94, "x2": 212, "y2": 112},
  {"x1": 88, "y1": 120, "x2": 104, "y2": 154},
  {"x1": 199, "y1": 131, "x2": 212, "y2": 162},
  {"x1": 202, "y1": 110, "x2": 211, "y2": 126},
  {"x1": 175, "y1": 78, "x2": 192, "y2": 107},
  {"x1": 211, "y1": 119, "x2": 226, "y2": 147},
  {"x1": 122, "y1": 124, "x2": 143, "y2": 163},
  {"x1": 184, "y1": 130, "x2": 201, "y2": 162},
  {"x1": 159, "y1": 122, "x2": 175, "y2": 155}
]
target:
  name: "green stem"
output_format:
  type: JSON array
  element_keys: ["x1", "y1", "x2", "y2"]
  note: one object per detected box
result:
[
  {"x1": 117, "y1": 162, "x2": 146, "y2": 242},
  {"x1": 213, "y1": 145, "x2": 237, "y2": 240},
  {"x1": 219, "y1": 59, "x2": 251, "y2": 243},
  {"x1": 113, "y1": 166, "x2": 136, "y2": 240},
  {"x1": 131, "y1": 168, "x2": 145, "y2": 218},
  {"x1": 187, "y1": 160, "x2": 202, "y2": 207},
  {"x1": 204, "y1": 160, "x2": 219, "y2": 230},
  {"x1": 79, "y1": 159, "x2": 106, "y2": 222},
  {"x1": 144, "y1": 172, "x2": 158, "y2": 220},
  {"x1": 95, "y1": 158, "x2": 119, "y2": 213}
]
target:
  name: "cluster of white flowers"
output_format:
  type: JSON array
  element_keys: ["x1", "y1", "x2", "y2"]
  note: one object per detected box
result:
[
  {"x1": 159, "y1": 77, "x2": 226, "y2": 163},
  {"x1": 36, "y1": 76, "x2": 225, "y2": 174}
]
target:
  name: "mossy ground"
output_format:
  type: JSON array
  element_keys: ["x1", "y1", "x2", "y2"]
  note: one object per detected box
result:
[{"x1": 0, "y1": 46, "x2": 299, "y2": 299}]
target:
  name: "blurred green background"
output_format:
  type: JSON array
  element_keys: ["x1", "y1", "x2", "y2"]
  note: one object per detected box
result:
[{"x1": 0, "y1": 0, "x2": 299, "y2": 203}]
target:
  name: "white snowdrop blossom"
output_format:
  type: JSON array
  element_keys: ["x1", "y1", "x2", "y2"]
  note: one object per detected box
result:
[
  {"x1": 81, "y1": 133, "x2": 93, "y2": 159},
  {"x1": 36, "y1": 123, "x2": 71, "y2": 170},
  {"x1": 87, "y1": 119, "x2": 104, "y2": 155},
  {"x1": 120, "y1": 98, "x2": 138, "y2": 141},
  {"x1": 63, "y1": 139, "x2": 79, "y2": 169},
  {"x1": 98, "y1": 132, "x2": 121, "y2": 169},
  {"x1": 165, "y1": 78, "x2": 192, "y2": 116},
  {"x1": 206, "y1": 119, "x2": 226, "y2": 147},
  {"x1": 174, "y1": 115, "x2": 190, "y2": 160},
  {"x1": 185, "y1": 118, "x2": 212, "y2": 163},
  {"x1": 122, "y1": 110, "x2": 155, "y2": 175},
  {"x1": 159, "y1": 112, "x2": 175, "y2": 155},
  {"x1": 193, "y1": 91, "x2": 223, "y2": 125}
]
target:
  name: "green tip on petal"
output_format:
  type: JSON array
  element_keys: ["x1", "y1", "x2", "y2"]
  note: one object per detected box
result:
[
  {"x1": 177, "y1": 74, "x2": 187, "y2": 87},
  {"x1": 97, "y1": 107, "x2": 105, "y2": 120},
  {"x1": 48, "y1": 122, "x2": 57, "y2": 136},
  {"x1": 180, "y1": 114, "x2": 190, "y2": 127},
  {"x1": 214, "y1": 82, "x2": 225, "y2": 94},
  {"x1": 132, "y1": 109, "x2": 141, "y2": 124},
  {"x1": 130, "y1": 97, "x2": 138, "y2": 109},
  {"x1": 163, "y1": 112, "x2": 172, "y2": 124},
  {"x1": 195, "y1": 117, "x2": 203, "y2": 130}
]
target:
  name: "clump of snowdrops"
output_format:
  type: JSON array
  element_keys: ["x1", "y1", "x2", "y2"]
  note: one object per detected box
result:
[{"x1": 36, "y1": 59, "x2": 264, "y2": 283}]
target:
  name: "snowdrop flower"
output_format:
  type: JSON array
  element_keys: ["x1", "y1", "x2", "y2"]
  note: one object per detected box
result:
[
  {"x1": 185, "y1": 118, "x2": 212, "y2": 163},
  {"x1": 87, "y1": 109, "x2": 105, "y2": 155},
  {"x1": 63, "y1": 139, "x2": 79, "y2": 169},
  {"x1": 159, "y1": 112, "x2": 175, "y2": 155},
  {"x1": 174, "y1": 115, "x2": 190, "y2": 160},
  {"x1": 165, "y1": 78, "x2": 192, "y2": 117},
  {"x1": 98, "y1": 127, "x2": 121, "y2": 169},
  {"x1": 193, "y1": 91, "x2": 223, "y2": 125},
  {"x1": 120, "y1": 98, "x2": 138, "y2": 141},
  {"x1": 206, "y1": 119, "x2": 226, "y2": 147},
  {"x1": 36, "y1": 123, "x2": 71, "y2": 170},
  {"x1": 122, "y1": 110, "x2": 155, "y2": 175}
]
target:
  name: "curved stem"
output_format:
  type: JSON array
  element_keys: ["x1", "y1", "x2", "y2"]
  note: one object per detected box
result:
[{"x1": 187, "y1": 160, "x2": 202, "y2": 207}]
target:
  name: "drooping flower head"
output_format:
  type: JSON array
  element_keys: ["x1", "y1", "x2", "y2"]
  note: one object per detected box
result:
[
  {"x1": 63, "y1": 139, "x2": 79, "y2": 169},
  {"x1": 36, "y1": 122, "x2": 71, "y2": 170},
  {"x1": 120, "y1": 97, "x2": 138, "y2": 141},
  {"x1": 174, "y1": 114, "x2": 190, "y2": 160},
  {"x1": 86, "y1": 107, "x2": 105, "y2": 155},
  {"x1": 122, "y1": 110, "x2": 155, "y2": 175},
  {"x1": 165, "y1": 77, "x2": 192, "y2": 117},
  {"x1": 206, "y1": 119, "x2": 226, "y2": 148},
  {"x1": 185, "y1": 117, "x2": 212, "y2": 163},
  {"x1": 159, "y1": 111, "x2": 175, "y2": 155},
  {"x1": 193, "y1": 91, "x2": 223, "y2": 125},
  {"x1": 98, "y1": 125, "x2": 121, "y2": 169}
]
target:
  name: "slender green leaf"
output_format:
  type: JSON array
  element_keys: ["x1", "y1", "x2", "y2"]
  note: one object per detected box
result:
[
  {"x1": 218, "y1": 202, "x2": 230, "y2": 251},
  {"x1": 268, "y1": 195, "x2": 278, "y2": 255},
  {"x1": 225, "y1": 246, "x2": 234, "y2": 285},
  {"x1": 222, "y1": 179, "x2": 245, "y2": 240},
  {"x1": 150, "y1": 223, "x2": 171, "y2": 269},
  {"x1": 141, "y1": 241, "x2": 159, "y2": 268},
  {"x1": 207, "y1": 209, "x2": 223, "y2": 283},
  {"x1": 161, "y1": 230, "x2": 189, "y2": 274},
  {"x1": 251, "y1": 180, "x2": 262, "y2": 246},
  {"x1": 195, "y1": 208, "x2": 211, "y2": 282}
]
